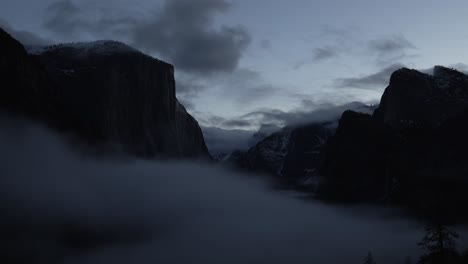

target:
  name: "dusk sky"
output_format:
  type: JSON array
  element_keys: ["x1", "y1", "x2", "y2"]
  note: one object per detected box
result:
[{"x1": 2, "y1": 0, "x2": 468, "y2": 130}]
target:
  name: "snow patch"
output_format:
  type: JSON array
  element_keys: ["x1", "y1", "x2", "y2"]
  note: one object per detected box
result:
[{"x1": 26, "y1": 40, "x2": 140, "y2": 56}]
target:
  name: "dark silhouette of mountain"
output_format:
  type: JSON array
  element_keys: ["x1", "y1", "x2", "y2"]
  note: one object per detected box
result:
[
  {"x1": 0, "y1": 28, "x2": 209, "y2": 159},
  {"x1": 318, "y1": 111, "x2": 396, "y2": 202},
  {"x1": 373, "y1": 66, "x2": 468, "y2": 129},
  {"x1": 319, "y1": 66, "x2": 468, "y2": 218},
  {"x1": 229, "y1": 103, "x2": 377, "y2": 190},
  {"x1": 231, "y1": 65, "x2": 468, "y2": 219},
  {"x1": 233, "y1": 124, "x2": 333, "y2": 186}
]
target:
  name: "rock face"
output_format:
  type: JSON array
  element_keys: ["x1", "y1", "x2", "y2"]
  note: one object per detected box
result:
[
  {"x1": 232, "y1": 123, "x2": 335, "y2": 190},
  {"x1": 320, "y1": 66, "x2": 468, "y2": 215},
  {"x1": 318, "y1": 111, "x2": 396, "y2": 202},
  {"x1": 0, "y1": 28, "x2": 209, "y2": 158},
  {"x1": 230, "y1": 103, "x2": 377, "y2": 189},
  {"x1": 234, "y1": 127, "x2": 293, "y2": 176},
  {"x1": 373, "y1": 66, "x2": 468, "y2": 129},
  {"x1": 0, "y1": 28, "x2": 54, "y2": 117}
]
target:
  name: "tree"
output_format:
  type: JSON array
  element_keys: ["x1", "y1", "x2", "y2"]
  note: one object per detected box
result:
[
  {"x1": 363, "y1": 251, "x2": 376, "y2": 264},
  {"x1": 417, "y1": 224, "x2": 459, "y2": 264}
]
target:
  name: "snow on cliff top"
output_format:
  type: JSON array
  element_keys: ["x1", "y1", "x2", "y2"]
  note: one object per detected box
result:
[{"x1": 26, "y1": 40, "x2": 141, "y2": 56}]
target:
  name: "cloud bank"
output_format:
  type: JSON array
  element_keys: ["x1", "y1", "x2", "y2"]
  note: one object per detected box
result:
[
  {"x1": 334, "y1": 64, "x2": 406, "y2": 89},
  {"x1": 42, "y1": 0, "x2": 251, "y2": 76},
  {"x1": 0, "y1": 117, "x2": 427, "y2": 264}
]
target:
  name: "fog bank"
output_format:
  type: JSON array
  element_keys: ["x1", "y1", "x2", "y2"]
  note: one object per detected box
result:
[{"x1": 0, "y1": 118, "x2": 432, "y2": 264}]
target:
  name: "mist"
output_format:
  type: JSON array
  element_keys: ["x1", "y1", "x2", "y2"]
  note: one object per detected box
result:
[{"x1": 0, "y1": 118, "x2": 434, "y2": 264}]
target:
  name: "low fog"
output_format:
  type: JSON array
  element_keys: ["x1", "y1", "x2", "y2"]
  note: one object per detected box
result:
[{"x1": 0, "y1": 118, "x2": 440, "y2": 264}]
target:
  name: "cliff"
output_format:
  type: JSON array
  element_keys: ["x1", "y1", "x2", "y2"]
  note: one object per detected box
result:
[
  {"x1": 373, "y1": 66, "x2": 468, "y2": 129},
  {"x1": 0, "y1": 28, "x2": 210, "y2": 159},
  {"x1": 319, "y1": 66, "x2": 468, "y2": 217}
]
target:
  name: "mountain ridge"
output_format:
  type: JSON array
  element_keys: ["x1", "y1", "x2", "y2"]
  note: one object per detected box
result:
[{"x1": 0, "y1": 27, "x2": 210, "y2": 159}]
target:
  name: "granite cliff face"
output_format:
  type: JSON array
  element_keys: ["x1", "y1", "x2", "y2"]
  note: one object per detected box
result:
[
  {"x1": 231, "y1": 123, "x2": 337, "y2": 191},
  {"x1": 0, "y1": 28, "x2": 209, "y2": 158},
  {"x1": 318, "y1": 111, "x2": 396, "y2": 202},
  {"x1": 230, "y1": 103, "x2": 376, "y2": 190},
  {"x1": 0, "y1": 28, "x2": 54, "y2": 117},
  {"x1": 373, "y1": 66, "x2": 468, "y2": 129},
  {"x1": 320, "y1": 66, "x2": 468, "y2": 215}
]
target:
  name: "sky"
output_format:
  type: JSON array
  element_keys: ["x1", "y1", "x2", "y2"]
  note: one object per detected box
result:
[{"x1": 1, "y1": 0, "x2": 468, "y2": 131}]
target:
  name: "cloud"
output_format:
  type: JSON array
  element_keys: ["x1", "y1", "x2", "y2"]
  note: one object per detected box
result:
[
  {"x1": 334, "y1": 64, "x2": 406, "y2": 89},
  {"x1": 221, "y1": 119, "x2": 253, "y2": 128},
  {"x1": 447, "y1": 63, "x2": 468, "y2": 74},
  {"x1": 199, "y1": 102, "x2": 379, "y2": 154},
  {"x1": 201, "y1": 126, "x2": 256, "y2": 154},
  {"x1": 369, "y1": 35, "x2": 415, "y2": 54},
  {"x1": 315, "y1": 25, "x2": 360, "y2": 43},
  {"x1": 312, "y1": 46, "x2": 338, "y2": 61},
  {"x1": 222, "y1": 69, "x2": 279, "y2": 103},
  {"x1": 259, "y1": 38, "x2": 272, "y2": 49},
  {"x1": 42, "y1": 0, "x2": 251, "y2": 76},
  {"x1": 43, "y1": 0, "x2": 83, "y2": 37},
  {"x1": 368, "y1": 35, "x2": 416, "y2": 66},
  {"x1": 0, "y1": 20, "x2": 50, "y2": 45},
  {"x1": 293, "y1": 26, "x2": 359, "y2": 69},
  {"x1": 234, "y1": 101, "x2": 377, "y2": 129},
  {"x1": 185, "y1": 68, "x2": 278, "y2": 106},
  {"x1": 195, "y1": 112, "x2": 256, "y2": 130},
  {"x1": 131, "y1": 0, "x2": 251, "y2": 75},
  {"x1": 0, "y1": 118, "x2": 425, "y2": 264}
]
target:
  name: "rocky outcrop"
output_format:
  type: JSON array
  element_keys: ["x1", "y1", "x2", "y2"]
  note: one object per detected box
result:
[
  {"x1": 231, "y1": 123, "x2": 335, "y2": 190},
  {"x1": 318, "y1": 111, "x2": 396, "y2": 202},
  {"x1": 230, "y1": 103, "x2": 377, "y2": 188},
  {"x1": 234, "y1": 127, "x2": 293, "y2": 176},
  {"x1": 0, "y1": 28, "x2": 55, "y2": 117},
  {"x1": 373, "y1": 66, "x2": 468, "y2": 129},
  {"x1": 0, "y1": 28, "x2": 209, "y2": 159},
  {"x1": 319, "y1": 66, "x2": 468, "y2": 216}
]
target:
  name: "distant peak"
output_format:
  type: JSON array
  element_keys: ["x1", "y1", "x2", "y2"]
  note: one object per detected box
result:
[{"x1": 27, "y1": 40, "x2": 141, "y2": 56}]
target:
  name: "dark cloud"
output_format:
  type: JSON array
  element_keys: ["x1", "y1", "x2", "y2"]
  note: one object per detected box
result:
[
  {"x1": 43, "y1": 0, "x2": 140, "y2": 38},
  {"x1": 336, "y1": 63, "x2": 468, "y2": 91},
  {"x1": 42, "y1": 0, "x2": 251, "y2": 75},
  {"x1": 334, "y1": 64, "x2": 405, "y2": 89},
  {"x1": 0, "y1": 20, "x2": 50, "y2": 45},
  {"x1": 176, "y1": 78, "x2": 207, "y2": 100},
  {"x1": 221, "y1": 119, "x2": 253, "y2": 129},
  {"x1": 177, "y1": 98, "x2": 195, "y2": 111},
  {"x1": 312, "y1": 46, "x2": 338, "y2": 61},
  {"x1": 196, "y1": 113, "x2": 256, "y2": 131},
  {"x1": 241, "y1": 101, "x2": 376, "y2": 128},
  {"x1": 368, "y1": 35, "x2": 416, "y2": 66},
  {"x1": 369, "y1": 35, "x2": 415, "y2": 54},
  {"x1": 43, "y1": 0, "x2": 83, "y2": 37}
]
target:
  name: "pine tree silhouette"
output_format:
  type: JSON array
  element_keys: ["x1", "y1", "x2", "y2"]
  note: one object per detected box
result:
[
  {"x1": 417, "y1": 224, "x2": 459, "y2": 264},
  {"x1": 363, "y1": 251, "x2": 376, "y2": 264}
]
